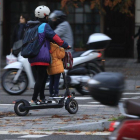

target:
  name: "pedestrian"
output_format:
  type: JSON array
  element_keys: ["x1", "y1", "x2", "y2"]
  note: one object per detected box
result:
[
  {"x1": 47, "y1": 42, "x2": 65, "y2": 97},
  {"x1": 29, "y1": 6, "x2": 70, "y2": 105},
  {"x1": 11, "y1": 14, "x2": 29, "y2": 55},
  {"x1": 132, "y1": 27, "x2": 140, "y2": 63},
  {"x1": 49, "y1": 10, "x2": 74, "y2": 52}
]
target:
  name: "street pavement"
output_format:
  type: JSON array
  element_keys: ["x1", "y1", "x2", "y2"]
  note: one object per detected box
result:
[
  {"x1": 0, "y1": 58, "x2": 140, "y2": 139},
  {"x1": 0, "y1": 89, "x2": 120, "y2": 131},
  {"x1": 0, "y1": 134, "x2": 108, "y2": 140},
  {"x1": 0, "y1": 90, "x2": 138, "y2": 136}
]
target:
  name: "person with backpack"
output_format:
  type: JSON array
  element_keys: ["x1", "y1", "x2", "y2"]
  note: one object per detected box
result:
[
  {"x1": 47, "y1": 42, "x2": 65, "y2": 97},
  {"x1": 22, "y1": 6, "x2": 70, "y2": 105}
]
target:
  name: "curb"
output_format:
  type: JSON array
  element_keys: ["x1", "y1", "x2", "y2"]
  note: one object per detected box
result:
[
  {"x1": 51, "y1": 119, "x2": 110, "y2": 131},
  {"x1": 0, "y1": 130, "x2": 110, "y2": 135}
]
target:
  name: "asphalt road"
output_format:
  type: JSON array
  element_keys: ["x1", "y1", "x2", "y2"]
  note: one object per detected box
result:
[
  {"x1": 0, "y1": 134, "x2": 108, "y2": 140},
  {"x1": 0, "y1": 88, "x2": 139, "y2": 104},
  {"x1": 0, "y1": 89, "x2": 94, "y2": 104}
]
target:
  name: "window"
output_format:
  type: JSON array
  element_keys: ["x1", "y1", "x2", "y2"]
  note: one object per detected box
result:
[
  {"x1": 66, "y1": 1, "x2": 101, "y2": 48},
  {"x1": 10, "y1": 0, "x2": 100, "y2": 49}
]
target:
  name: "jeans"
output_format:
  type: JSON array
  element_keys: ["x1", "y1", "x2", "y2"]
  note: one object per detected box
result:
[{"x1": 49, "y1": 73, "x2": 61, "y2": 95}]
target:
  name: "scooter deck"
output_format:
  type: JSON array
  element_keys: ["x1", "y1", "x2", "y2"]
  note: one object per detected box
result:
[
  {"x1": 24, "y1": 103, "x2": 64, "y2": 110},
  {"x1": 48, "y1": 97, "x2": 64, "y2": 99}
]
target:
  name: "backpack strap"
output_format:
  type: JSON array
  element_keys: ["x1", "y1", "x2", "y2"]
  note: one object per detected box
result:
[{"x1": 22, "y1": 23, "x2": 46, "y2": 48}]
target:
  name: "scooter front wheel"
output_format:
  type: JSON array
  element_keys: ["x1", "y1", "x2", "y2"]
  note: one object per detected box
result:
[
  {"x1": 65, "y1": 98, "x2": 78, "y2": 114},
  {"x1": 1, "y1": 69, "x2": 28, "y2": 95},
  {"x1": 14, "y1": 101, "x2": 29, "y2": 116}
]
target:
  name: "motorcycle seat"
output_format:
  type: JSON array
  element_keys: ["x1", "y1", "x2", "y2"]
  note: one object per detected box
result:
[
  {"x1": 125, "y1": 99, "x2": 140, "y2": 116},
  {"x1": 72, "y1": 51, "x2": 85, "y2": 58}
]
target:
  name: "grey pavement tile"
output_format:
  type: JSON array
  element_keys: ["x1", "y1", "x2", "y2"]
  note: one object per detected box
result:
[
  {"x1": 135, "y1": 80, "x2": 140, "y2": 85},
  {"x1": 0, "y1": 105, "x2": 119, "y2": 131},
  {"x1": 126, "y1": 86, "x2": 135, "y2": 90}
]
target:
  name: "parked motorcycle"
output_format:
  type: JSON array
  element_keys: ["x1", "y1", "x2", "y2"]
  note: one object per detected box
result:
[
  {"x1": 1, "y1": 33, "x2": 111, "y2": 95},
  {"x1": 108, "y1": 99, "x2": 140, "y2": 140},
  {"x1": 88, "y1": 72, "x2": 140, "y2": 140}
]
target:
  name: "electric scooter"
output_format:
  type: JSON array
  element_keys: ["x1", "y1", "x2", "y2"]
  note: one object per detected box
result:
[{"x1": 13, "y1": 72, "x2": 78, "y2": 116}]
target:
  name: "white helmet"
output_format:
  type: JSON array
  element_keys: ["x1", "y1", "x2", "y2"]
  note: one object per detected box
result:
[{"x1": 35, "y1": 6, "x2": 50, "y2": 18}]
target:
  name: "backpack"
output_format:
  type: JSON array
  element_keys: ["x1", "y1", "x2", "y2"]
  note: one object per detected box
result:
[
  {"x1": 63, "y1": 52, "x2": 73, "y2": 69},
  {"x1": 12, "y1": 40, "x2": 23, "y2": 57},
  {"x1": 21, "y1": 23, "x2": 44, "y2": 58}
]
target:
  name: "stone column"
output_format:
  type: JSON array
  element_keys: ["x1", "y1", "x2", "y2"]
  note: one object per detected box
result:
[
  {"x1": 134, "y1": 0, "x2": 140, "y2": 58},
  {"x1": 0, "y1": 0, "x2": 3, "y2": 56},
  {"x1": 0, "y1": 0, "x2": 3, "y2": 78}
]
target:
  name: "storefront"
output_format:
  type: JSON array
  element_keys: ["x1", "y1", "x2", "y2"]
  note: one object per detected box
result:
[
  {"x1": 2, "y1": 0, "x2": 100, "y2": 55},
  {"x1": 1, "y1": 0, "x2": 135, "y2": 58}
]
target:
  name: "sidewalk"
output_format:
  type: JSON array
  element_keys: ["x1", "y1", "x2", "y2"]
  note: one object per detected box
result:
[
  {"x1": 0, "y1": 104, "x2": 119, "y2": 133},
  {"x1": 105, "y1": 58, "x2": 140, "y2": 92}
]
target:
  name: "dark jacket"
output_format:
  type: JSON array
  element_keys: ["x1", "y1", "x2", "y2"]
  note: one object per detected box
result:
[
  {"x1": 28, "y1": 21, "x2": 69, "y2": 66},
  {"x1": 11, "y1": 23, "x2": 26, "y2": 48},
  {"x1": 134, "y1": 27, "x2": 140, "y2": 45}
]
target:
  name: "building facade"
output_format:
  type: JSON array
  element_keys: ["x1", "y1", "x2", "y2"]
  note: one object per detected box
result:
[
  {"x1": 0, "y1": 0, "x2": 137, "y2": 58},
  {"x1": 0, "y1": 0, "x2": 3, "y2": 57},
  {"x1": 134, "y1": 0, "x2": 140, "y2": 58}
]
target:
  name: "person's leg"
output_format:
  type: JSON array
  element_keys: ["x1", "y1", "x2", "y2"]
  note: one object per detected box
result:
[
  {"x1": 32, "y1": 66, "x2": 47, "y2": 101},
  {"x1": 54, "y1": 73, "x2": 61, "y2": 96},
  {"x1": 49, "y1": 75, "x2": 55, "y2": 96},
  {"x1": 40, "y1": 67, "x2": 48, "y2": 100},
  {"x1": 31, "y1": 66, "x2": 37, "y2": 81}
]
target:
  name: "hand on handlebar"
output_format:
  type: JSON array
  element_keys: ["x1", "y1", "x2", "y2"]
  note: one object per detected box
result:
[{"x1": 67, "y1": 45, "x2": 71, "y2": 49}]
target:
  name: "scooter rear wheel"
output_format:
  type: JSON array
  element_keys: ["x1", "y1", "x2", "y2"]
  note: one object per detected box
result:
[
  {"x1": 14, "y1": 101, "x2": 29, "y2": 116},
  {"x1": 65, "y1": 98, "x2": 78, "y2": 114}
]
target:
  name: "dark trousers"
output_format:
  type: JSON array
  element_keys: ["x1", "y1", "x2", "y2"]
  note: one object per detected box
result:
[
  {"x1": 49, "y1": 73, "x2": 61, "y2": 95},
  {"x1": 137, "y1": 44, "x2": 140, "y2": 60},
  {"x1": 32, "y1": 66, "x2": 48, "y2": 101}
]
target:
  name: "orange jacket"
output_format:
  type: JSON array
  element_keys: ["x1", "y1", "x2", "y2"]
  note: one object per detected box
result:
[{"x1": 47, "y1": 42, "x2": 65, "y2": 75}]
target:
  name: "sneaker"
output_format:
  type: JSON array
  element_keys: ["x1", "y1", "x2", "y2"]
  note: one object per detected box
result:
[
  {"x1": 47, "y1": 101, "x2": 52, "y2": 103},
  {"x1": 39, "y1": 99, "x2": 48, "y2": 104},
  {"x1": 30, "y1": 100, "x2": 40, "y2": 105},
  {"x1": 54, "y1": 94, "x2": 59, "y2": 97},
  {"x1": 50, "y1": 94, "x2": 55, "y2": 97}
]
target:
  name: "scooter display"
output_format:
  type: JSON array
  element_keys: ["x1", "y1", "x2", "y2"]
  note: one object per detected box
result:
[
  {"x1": 1, "y1": 33, "x2": 111, "y2": 95},
  {"x1": 13, "y1": 73, "x2": 78, "y2": 116}
]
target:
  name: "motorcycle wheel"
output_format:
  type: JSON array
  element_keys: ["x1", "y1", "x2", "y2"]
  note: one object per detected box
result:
[
  {"x1": 75, "y1": 64, "x2": 103, "y2": 95},
  {"x1": 1, "y1": 69, "x2": 28, "y2": 95}
]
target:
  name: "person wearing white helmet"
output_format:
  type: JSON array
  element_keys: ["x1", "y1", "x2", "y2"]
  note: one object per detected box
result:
[
  {"x1": 35, "y1": 5, "x2": 50, "y2": 19},
  {"x1": 29, "y1": 5, "x2": 70, "y2": 105}
]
